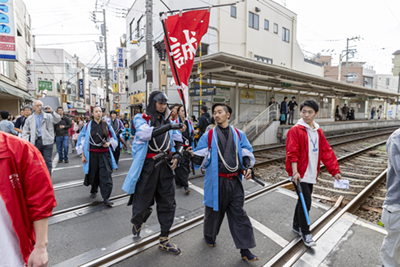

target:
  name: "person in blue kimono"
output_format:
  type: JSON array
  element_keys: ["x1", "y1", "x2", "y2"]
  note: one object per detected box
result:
[
  {"x1": 109, "y1": 110, "x2": 125, "y2": 165},
  {"x1": 76, "y1": 106, "x2": 118, "y2": 206},
  {"x1": 122, "y1": 91, "x2": 185, "y2": 255},
  {"x1": 174, "y1": 104, "x2": 195, "y2": 194},
  {"x1": 190, "y1": 103, "x2": 259, "y2": 262}
]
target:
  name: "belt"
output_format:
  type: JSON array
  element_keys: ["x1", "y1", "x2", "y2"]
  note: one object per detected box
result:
[
  {"x1": 218, "y1": 172, "x2": 239, "y2": 179},
  {"x1": 36, "y1": 136, "x2": 42, "y2": 140}
]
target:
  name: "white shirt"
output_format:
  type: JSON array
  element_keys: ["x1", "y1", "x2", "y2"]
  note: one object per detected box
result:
[
  {"x1": 0, "y1": 195, "x2": 25, "y2": 267},
  {"x1": 296, "y1": 118, "x2": 319, "y2": 184}
]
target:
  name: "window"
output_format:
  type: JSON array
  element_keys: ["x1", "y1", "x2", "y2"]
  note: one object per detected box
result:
[
  {"x1": 0, "y1": 61, "x2": 14, "y2": 80},
  {"x1": 322, "y1": 62, "x2": 329, "y2": 66},
  {"x1": 248, "y1": 12, "x2": 259, "y2": 30},
  {"x1": 195, "y1": 43, "x2": 209, "y2": 57},
  {"x1": 274, "y1": 23, "x2": 278, "y2": 34},
  {"x1": 386, "y1": 78, "x2": 390, "y2": 86},
  {"x1": 347, "y1": 73, "x2": 358, "y2": 82},
  {"x1": 282, "y1": 27, "x2": 290, "y2": 42},
  {"x1": 129, "y1": 18, "x2": 135, "y2": 40},
  {"x1": 134, "y1": 62, "x2": 145, "y2": 82},
  {"x1": 231, "y1": 6, "x2": 236, "y2": 18},
  {"x1": 254, "y1": 55, "x2": 273, "y2": 64},
  {"x1": 136, "y1": 16, "x2": 145, "y2": 39},
  {"x1": 264, "y1": 19, "x2": 269, "y2": 30}
]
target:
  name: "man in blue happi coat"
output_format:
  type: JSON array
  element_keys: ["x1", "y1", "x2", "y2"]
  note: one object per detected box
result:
[
  {"x1": 190, "y1": 103, "x2": 259, "y2": 262},
  {"x1": 122, "y1": 91, "x2": 185, "y2": 255}
]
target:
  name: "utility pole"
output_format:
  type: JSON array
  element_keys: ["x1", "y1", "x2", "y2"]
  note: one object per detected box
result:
[
  {"x1": 344, "y1": 36, "x2": 361, "y2": 83},
  {"x1": 145, "y1": 0, "x2": 153, "y2": 109},
  {"x1": 103, "y1": 9, "x2": 111, "y2": 112}
]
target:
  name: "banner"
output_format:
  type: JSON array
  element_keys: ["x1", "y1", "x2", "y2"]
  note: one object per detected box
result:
[
  {"x1": 163, "y1": 9, "x2": 210, "y2": 101},
  {"x1": 0, "y1": 0, "x2": 16, "y2": 60},
  {"x1": 113, "y1": 60, "x2": 118, "y2": 84},
  {"x1": 26, "y1": 59, "x2": 35, "y2": 91},
  {"x1": 117, "y1": 47, "x2": 124, "y2": 70},
  {"x1": 79, "y1": 79, "x2": 84, "y2": 98},
  {"x1": 118, "y1": 72, "x2": 125, "y2": 94}
]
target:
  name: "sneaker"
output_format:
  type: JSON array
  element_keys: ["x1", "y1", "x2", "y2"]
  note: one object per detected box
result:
[
  {"x1": 240, "y1": 249, "x2": 260, "y2": 262},
  {"x1": 103, "y1": 199, "x2": 114, "y2": 206},
  {"x1": 159, "y1": 237, "x2": 181, "y2": 254},
  {"x1": 127, "y1": 151, "x2": 131, "y2": 154},
  {"x1": 58, "y1": 160, "x2": 63, "y2": 163},
  {"x1": 64, "y1": 159, "x2": 69, "y2": 163},
  {"x1": 184, "y1": 187, "x2": 190, "y2": 194},
  {"x1": 301, "y1": 233, "x2": 316, "y2": 247},
  {"x1": 122, "y1": 149, "x2": 125, "y2": 153}
]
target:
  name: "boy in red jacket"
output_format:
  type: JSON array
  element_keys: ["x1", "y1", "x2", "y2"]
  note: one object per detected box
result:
[{"x1": 286, "y1": 99, "x2": 342, "y2": 247}]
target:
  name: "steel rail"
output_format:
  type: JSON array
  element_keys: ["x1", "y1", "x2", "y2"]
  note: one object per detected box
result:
[{"x1": 75, "y1": 140, "x2": 388, "y2": 266}]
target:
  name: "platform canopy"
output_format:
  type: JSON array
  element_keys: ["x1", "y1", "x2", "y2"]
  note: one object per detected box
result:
[{"x1": 192, "y1": 52, "x2": 400, "y2": 99}]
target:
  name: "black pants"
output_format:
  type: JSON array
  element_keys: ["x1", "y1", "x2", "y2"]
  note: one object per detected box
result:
[
  {"x1": 174, "y1": 153, "x2": 190, "y2": 188},
  {"x1": 35, "y1": 138, "x2": 53, "y2": 177},
  {"x1": 85, "y1": 152, "x2": 113, "y2": 200},
  {"x1": 292, "y1": 182, "x2": 313, "y2": 235},
  {"x1": 204, "y1": 176, "x2": 256, "y2": 249},
  {"x1": 113, "y1": 140, "x2": 121, "y2": 165},
  {"x1": 129, "y1": 158, "x2": 176, "y2": 236}
]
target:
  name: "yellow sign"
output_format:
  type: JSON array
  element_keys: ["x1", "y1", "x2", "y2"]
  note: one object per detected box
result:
[
  {"x1": 62, "y1": 94, "x2": 67, "y2": 103},
  {"x1": 240, "y1": 89, "x2": 254, "y2": 104},
  {"x1": 113, "y1": 84, "x2": 118, "y2": 93}
]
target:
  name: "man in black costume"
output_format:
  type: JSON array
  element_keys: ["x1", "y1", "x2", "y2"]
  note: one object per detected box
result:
[{"x1": 124, "y1": 91, "x2": 186, "y2": 255}]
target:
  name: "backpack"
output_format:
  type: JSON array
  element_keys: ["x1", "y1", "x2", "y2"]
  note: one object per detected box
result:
[{"x1": 207, "y1": 127, "x2": 241, "y2": 150}]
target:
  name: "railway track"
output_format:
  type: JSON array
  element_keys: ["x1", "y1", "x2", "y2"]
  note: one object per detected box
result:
[{"x1": 69, "y1": 139, "x2": 389, "y2": 266}]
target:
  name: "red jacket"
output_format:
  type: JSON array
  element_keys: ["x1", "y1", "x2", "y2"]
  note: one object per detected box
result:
[
  {"x1": 285, "y1": 125, "x2": 340, "y2": 179},
  {"x1": 0, "y1": 132, "x2": 56, "y2": 264}
]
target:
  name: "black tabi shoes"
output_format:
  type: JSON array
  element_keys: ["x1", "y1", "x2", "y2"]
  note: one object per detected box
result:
[
  {"x1": 159, "y1": 237, "x2": 181, "y2": 255},
  {"x1": 103, "y1": 199, "x2": 114, "y2": 206},
  {"x1": 90, "y1": 193, "x2": 97, "y2": 199},
  {"x1": 240, "y1": 249, "x2": 260, "y2": 262},
  {"x1": 204, "y1": 235, "x2": 216, "y2": 247}
]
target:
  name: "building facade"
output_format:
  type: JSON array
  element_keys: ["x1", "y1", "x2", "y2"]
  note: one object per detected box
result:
[
  {"x1": 125, "y1": 0, "x2": 324, "y2": 118},
  {"x1": 0, "y1": 0, "x2": 34, "y2": 116}
]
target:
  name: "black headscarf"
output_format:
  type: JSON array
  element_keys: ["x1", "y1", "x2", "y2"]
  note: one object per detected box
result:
[{"x1": 147, "y1": 91, "x2": 170, "y2": 125}]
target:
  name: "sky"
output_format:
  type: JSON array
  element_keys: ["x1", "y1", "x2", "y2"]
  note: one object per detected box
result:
[{"x1": 25, "y1": 0, "x2": 400, "y2": 74}]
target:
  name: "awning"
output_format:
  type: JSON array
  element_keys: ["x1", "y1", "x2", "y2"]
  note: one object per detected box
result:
[
  {"x1": 67, "y1": 104, "x2": 73, "y2": 109},
  {"x1": 192, "y1": 52, "x2": 400, "y2": 99},
  {"x1": 76, "y1": 109, "x2": 87, "y2": 113},
  {"x1": 0, "y1": 80, "x2": 34, "y2": 101}
]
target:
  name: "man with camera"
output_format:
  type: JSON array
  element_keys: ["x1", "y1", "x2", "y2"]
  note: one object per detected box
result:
[{"x1": 22, "y1": 100, "x2": 61, "y2": 176}]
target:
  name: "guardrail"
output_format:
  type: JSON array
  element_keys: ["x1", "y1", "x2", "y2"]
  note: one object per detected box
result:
[{"x1": 242, "y1": 104, "x2": 279, "y2": 141}]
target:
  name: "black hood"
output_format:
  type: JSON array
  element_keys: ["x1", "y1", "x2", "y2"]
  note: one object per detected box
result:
[
  {"x1": 147, "y1": 91, "x2": 170, "y2": 125},
  {"x1": 203, "y1": 112, "x2": 211, "y2": 118}
]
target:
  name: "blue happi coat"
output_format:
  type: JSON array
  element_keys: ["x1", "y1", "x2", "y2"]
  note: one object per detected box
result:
[
  {"x1": 193, "y1": 125, "x2": 255, "y2": 211},
  {"x1": 76, "y1": 121, "x2": 118, "y2": 174},
  {"x1": 122, "y1": 113, "x2": 182, "y2": 194}
]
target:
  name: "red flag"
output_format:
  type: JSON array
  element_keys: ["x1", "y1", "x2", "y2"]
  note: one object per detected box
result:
[{"x1": 163, "y1": 10, "x2": 210, "y2": 102}]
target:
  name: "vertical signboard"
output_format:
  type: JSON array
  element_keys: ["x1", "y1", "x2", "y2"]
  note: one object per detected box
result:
[
  {"x1": 118, "y1": 72, "x2": 125, "y2": 94},
  {"x1": 116, "y1": 47, "x2": 124, "y2": 70},
  {"x1": 0, "y1": 0, "x2": 17, "y2": 60},
  {"x1": 26, "y1": 60, "x2": 35, "y2": 91},
  {"x1": 113, "y1": 60, "x2": 118, "y2": 84},
  {"x1": 79, "y1": 79, "x2": 84, "y2": 98}
]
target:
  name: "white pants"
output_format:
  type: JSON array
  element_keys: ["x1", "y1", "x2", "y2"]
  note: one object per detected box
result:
[{"x1": 381, "y1": 207, "x2": 400, "y2": 267}]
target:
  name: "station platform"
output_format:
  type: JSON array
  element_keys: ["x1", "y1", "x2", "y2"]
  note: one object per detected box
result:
[{"x1": 253, "y1": 119, "x2": 400, "y2": 145}]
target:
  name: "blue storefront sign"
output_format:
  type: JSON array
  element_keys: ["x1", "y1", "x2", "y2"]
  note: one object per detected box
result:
[
  {"x1": 0, "y1": 0, "x2": 17, "y2": 61},
  {"x1": 79, "y1": 79, "x2": 84, "y2": 98},
  {"x1": 117, "y1": 47, "x2": 124, "y2": 69}
]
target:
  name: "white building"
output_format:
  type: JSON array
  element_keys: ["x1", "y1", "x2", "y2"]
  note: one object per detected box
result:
[
  {"x1": 375, "y1": 74, "x2": 399, "y2": 93},
  {"x1": 0, "y1": 0, "x2": 34, "y2": 115},
  {"x1": 125, "y1": 0, "x2": 323, "y2": 118},
  {"x1": 34, "y1": 48, "x2": 90, "y2": 115}
]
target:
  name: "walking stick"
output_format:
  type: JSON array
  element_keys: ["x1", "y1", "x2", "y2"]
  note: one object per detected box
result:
[{"x1": 297, "y1": 182, "x2": 311, "y2": 225}]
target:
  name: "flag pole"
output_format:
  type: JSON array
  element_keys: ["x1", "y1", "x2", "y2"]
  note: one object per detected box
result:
[
  {"x1": 160, "y1": 15, "x2": 187, "y2": 118},
  {"x1": 159, "y1": 1, "x2": 241, "y2": 16}
]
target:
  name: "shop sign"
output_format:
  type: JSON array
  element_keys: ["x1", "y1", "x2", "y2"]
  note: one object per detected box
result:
[
  {"x1": 38, "y1": 80, "x2": 52, "y2": 91},
  {"x1": 189, "y1": 87, "x2": 216, "y2": 96}
]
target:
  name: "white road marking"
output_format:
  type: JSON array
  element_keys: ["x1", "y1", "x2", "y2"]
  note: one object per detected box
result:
[
  {"x1": 53, "y1": 157, "x2": 133, "y2": 171},
  {"x1": 249, "y1": 217, "x2": 289, "y2": 248},
  {"x1": 188, "y1": 182, "x2": 204, "y2": 195},
  {"x1": 52, "y1": 153, "x2": 59, "y2": 174}
]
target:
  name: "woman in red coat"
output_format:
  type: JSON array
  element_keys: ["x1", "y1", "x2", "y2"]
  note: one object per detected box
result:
[{"x1": 286, "y1": 99, "x2": 342, "y2": 247}]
